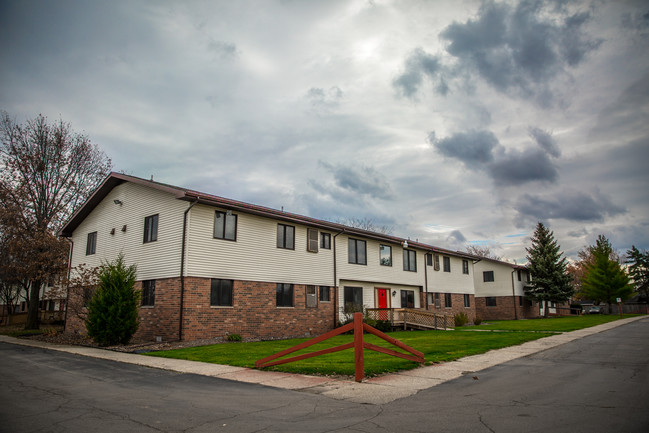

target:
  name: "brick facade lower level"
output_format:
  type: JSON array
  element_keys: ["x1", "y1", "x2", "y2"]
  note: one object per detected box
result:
[
  {"x1": 422, "y1": 292, "x2": 477, "y2": 324},
  {"x1": 475, "y1": 296, "x2": 540, "y2": 321}
]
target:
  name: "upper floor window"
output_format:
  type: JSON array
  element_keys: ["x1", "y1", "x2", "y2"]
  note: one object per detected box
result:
[
  {"x1": 348, "y1": 238, "x2": 367, "y2": 265},
  {"x1": 277, "y1": 224, "x2": 295, "y2": 249},
  {"x1": 86, "y1": 231, "x2": 97, "y2": 255},
  {"x1": 433, "y1": 254, "x2": 440, "y2": 271},
  {"x1": 143, "y1": 214, "x2": 158, "y2": 243},
  {"x1": 307, "y1": 228, "x2": 318, "y2": 252},
  {"x1": 403, "y1": 249, "x2": 417, "y2": 272},
  {"x1": 214, "y1": 211, "x2": 237, "y2": 241},
  {"x1": 276, "y1": 283, "x2": 293, "y2": 307},
  {"x1": 483, "y1": 271, "x2": 495, "y2": 282},
  {"x1": 443, "y1": 256, "x2": 451, "y2": 272},
  {"x1": 426, "y1": 254, "x2": 432, "y2": 266},
  {"x1": 380, "y1": 245, "x2": 392, "y2": 266},
  {"x1": 320, "y1": 233, "x2": 331, "y2": 249},
  {"x1": 210, "y1": 279, "x2": 233, "y2": 307},
  {"x1": 462, "y1": 260, "x2": 469, "y2": 275},
  {"x1": 141, "y1": 280, "x2": 155, "y2": 306},
  {"x1": 517, "y1": 269, "x2": 522, "y2": 281}
]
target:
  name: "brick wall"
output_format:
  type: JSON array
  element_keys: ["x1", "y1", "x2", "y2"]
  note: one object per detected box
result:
[
  {"x1": 181, "y1": 278, "x2": 335, "y2": 342},
  {"x1": 475, "y1": 296, "x2": 540, "y2": 321},
  {"x1": 422, "y1": 292, "x2": 476, "y2": 324}
]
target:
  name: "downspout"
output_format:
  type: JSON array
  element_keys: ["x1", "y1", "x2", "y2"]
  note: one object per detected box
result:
[
  {"x1": 179, "y1": 198, "x2": 199, "y2": 341},
  {"x1": 62, "y1": 239, "x2": 73, "y2": 332},
  {"x1": 511, "y1": 270, "x2": 518, "y2": 320},
  {"x1": 424, "y1": 249, "x2": 433, "y2": 310},
  {"x1": 332, "y1": 230, "x2": 345, "y2": 328}
]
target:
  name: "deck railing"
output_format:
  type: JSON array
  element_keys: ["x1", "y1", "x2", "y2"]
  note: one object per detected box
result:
[{"x1": 366, "y1": 308, "x2": 454, "y2": 330}]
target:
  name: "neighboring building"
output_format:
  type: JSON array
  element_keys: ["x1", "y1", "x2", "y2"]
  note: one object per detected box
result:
[
  {"x1": 59, "y1": 173, "x2": 476, "y2": 343},
  {"x1": 472, "y1": 257, "x2": 540, "y2": 320}
]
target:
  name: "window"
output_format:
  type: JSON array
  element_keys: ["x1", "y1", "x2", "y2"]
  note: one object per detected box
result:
[
  {"x1": 143, "y1": 214, "x2": 158, "y2": 243},
  {"x1": 86, "y1": 231, "x2": 97, "y2": 255},
  {"x1": 306, "y1": 285, "x2": 317, "y2": 307},
  {"x1": 306, "y1": 228, "x2": 319, "y2": 252},
  {"x1": 348, "y1": 238, "x2": 367, "y2": 265},
  {"x1": 276, "y1": 283, "x2": 293, "y2": 307},
  {"x1": 277, "y1": 224, "x2": 295, "y2": 249},
  {"x1": 434, "y1": 292, "x2": 441, "y2": 308},
  {"x1": 517, "y1": 269, "x2": 522, "y2": 281},
  {"x1": 433, "y1": 254, "x2": 440, "y2": 271},
  {"x1": 462, "y1": 260, "x2": 469, "y2": 275},
  {"x1": 379, "y1": 245, "x2": 392, "y2": 266},
  {"x1": 526, "y1": 271, "x2": 530, "y2": 282},
  {"x1": 483, "y1": 271, "x2": 495, "y2": 282},
  {"x1": 403, "y1": 249, "x2": 417, "y2": 272},
  {"x1": 319, "y1": 286, "x2": 331, "y2": 302},
  {"x1": 486, "y1": 296, "x2": 497, "y2": 307},
  {"x1": 444, "y1": 293, "x2": 452, "y2": 308},
  {"x1": 141, "y1": 280, "x2": 155, "y2": 306},
  {"x1": 443, "y1": 256, "x2": 451, "y2": 272},
  {"x1": 210, "y1": 279, "x2": 233, "y2": 307},
  {"x1": 519, "y1": 296, "x2": 523, "y2": 306},
  {"x1": 401, "y1": 290, "x2": 415, "y2": 308},
  {"x1": 344, "y1": 286, "x2": 363, "y2": 312},
  {"x1": 426, "y1": 254, "x2": 432, "y2": 266},
  {"x1": 464, "y1": 294, "x2": 471, "y2": 307},
  {"x1": 214, "y1": 211, "x2": 237, "y2": 241},
  {"x1": 320, "y1": 233, "x2": 331, "y2": 249}
]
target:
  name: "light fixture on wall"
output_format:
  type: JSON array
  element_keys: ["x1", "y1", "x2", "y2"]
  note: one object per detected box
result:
[
  {"x1": 113, "y1": 199, "x2": 123, "y2": 205},
  {"x1": 402, "y1": 240, "x2": 408, "y2": 249},
  {"x1": 392, "y1": 290, "x2": 397, "y2": 297}
]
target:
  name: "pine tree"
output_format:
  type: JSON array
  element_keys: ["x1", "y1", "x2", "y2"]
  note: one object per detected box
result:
[
  {"x1": 525, "y1": 222, "x2": 574, "y2": 317},
  {"x1": 582, "y1": 235, "x2": 633, "y2": 311},
  {"x1": 86, "y1": 254, "x2": 139, "y2": 346},
  {"x1": 625, "y1": 245, "x2": 649, "y2": 299}
]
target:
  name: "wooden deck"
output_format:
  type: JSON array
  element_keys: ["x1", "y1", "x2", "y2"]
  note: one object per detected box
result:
[{"x1": 366, "y1": 308, "x2": 454, "y2": 331}]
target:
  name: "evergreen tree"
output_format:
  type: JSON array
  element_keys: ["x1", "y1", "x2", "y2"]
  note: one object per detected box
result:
[
  {"x1": 582, "y1": 235, "x2": 633, "y2": 312},
  {"x1": 86, "y1": 254, "x2": 139, "y2": 346},
  {"x1": 625, "y1": 245, "x2": 649, "y2": 299},
  {"x1": 525, "y1": 222, "x2": 574, "y2": 317}
]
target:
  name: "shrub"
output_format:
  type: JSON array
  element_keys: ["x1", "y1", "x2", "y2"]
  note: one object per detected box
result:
[
  {"x1": 227, "y1": 333, "x2": 242, "y2": 342},
  {"x1": 86, "y1": 254, "x2": 139, "y2": 346},
  {"x1": 474, "y1": 315, "x2": 483, "y2": 326},
  {"x1": 454, "y1": 312, "x2": 469, "y2": 327}
]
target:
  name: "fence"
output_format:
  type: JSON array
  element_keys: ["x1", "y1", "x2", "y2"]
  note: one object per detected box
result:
[{"x1": 366, "y1": 308, "x2": 454, "y2": 330}]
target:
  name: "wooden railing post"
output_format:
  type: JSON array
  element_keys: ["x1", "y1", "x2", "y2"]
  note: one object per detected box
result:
[{"x1": 354, "y1": 312, "x2": 364, "y2": 382}]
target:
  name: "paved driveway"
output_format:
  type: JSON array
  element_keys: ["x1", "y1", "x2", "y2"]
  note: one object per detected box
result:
[{"x1": 1, "y1": 317, "x2": 648, "y2": 432}]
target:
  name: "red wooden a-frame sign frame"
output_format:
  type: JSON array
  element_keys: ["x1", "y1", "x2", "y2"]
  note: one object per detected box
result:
[{"x1": 255, "y1": 312, "x2": 424, "y2": 382}]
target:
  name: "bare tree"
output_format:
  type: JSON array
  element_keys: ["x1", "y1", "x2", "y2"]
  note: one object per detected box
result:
[
  {"x1": 336, "y1": 217, "x2": 393, "y2": 235},
  {"x1": 0, "y1": 111, "x2": 111, "y2": 329},
  {"x1": 464, "y1": 245, "x2": 502, "y2": 260}
]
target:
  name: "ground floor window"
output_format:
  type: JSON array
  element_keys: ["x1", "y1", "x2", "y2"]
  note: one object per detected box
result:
[
  {"x1": 444, "y1": 293, "x2": 452, "y2": 308},
  {"x1": 401, "y1": 290, "x2": 415, "y2": 308},
  {"x1": 464, "y1": 294, "x2": 470, "y2": 308},
  {"x1": 141, "y1": 280, "x2": 155, "y2": 306},
  {"x1": 434, "y1": 292, "x2": 441, "y2": 308},
  {"x1": 319, "y1": 286, "x2": 331, "y2": 302},
  {"x1": 344, "y1": 286, "x2": 363, "y2": 312},
  {"x1": 211, "y1": 279, "x2": 233, "y2": 306},
  {"x1": 276, "y1": 283, "x2": 293, "y2": 307},
  {"x1": 486, "y1": 296, "x2": 497, "y2": 307}
]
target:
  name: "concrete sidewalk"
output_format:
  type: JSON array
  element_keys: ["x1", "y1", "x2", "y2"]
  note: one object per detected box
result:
[{"x1": 2, "y1": 315, "x2": 645, "y2": 405}]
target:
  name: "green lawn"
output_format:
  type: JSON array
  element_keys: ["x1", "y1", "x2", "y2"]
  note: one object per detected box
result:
[
  {"x1": 146, "y1": 329, "x2": 553, "y2": 377},
  {"x1": 459, "y1": 314, "x2": 635, "y2": 332}
]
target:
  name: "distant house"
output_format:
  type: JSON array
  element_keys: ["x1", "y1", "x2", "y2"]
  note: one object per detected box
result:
[
  {"x1": 59, "y1": 173, "x2": 478, "y2": 342},
  {"x1": 472, "y1": 257, "x2": 540, "y2": 320}
]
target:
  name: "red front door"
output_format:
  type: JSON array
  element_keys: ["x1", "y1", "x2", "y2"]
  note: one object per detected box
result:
[{"x1": 378, "y1": 289, "x2": 388, "y2": 308}]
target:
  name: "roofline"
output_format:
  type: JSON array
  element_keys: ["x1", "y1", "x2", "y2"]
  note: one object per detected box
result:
[
  {"x1": 464, "y1": 253, "x2": 528, "y2": 269},
  {"x1": 58, "y1": 172, "x2": 473, "y2": 258}
]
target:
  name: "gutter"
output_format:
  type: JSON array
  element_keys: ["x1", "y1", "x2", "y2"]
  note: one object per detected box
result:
[
  {"x1": 332, "y1": 229, "x2": 345, "y2": 328},
  {"x1": 179, "y1": 198, "x2": 199, "y2": 341}
]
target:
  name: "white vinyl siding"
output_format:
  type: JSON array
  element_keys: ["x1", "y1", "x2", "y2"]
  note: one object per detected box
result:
[
  {"x1": 425, "y1": 255, "x2": 474, "y2": 295},
  {"x1": 69, "y1": 182, "x2": 186, "y2": 281},
  {"x1": 473, "y1": 260, "x2": 529, "y2": 298}
]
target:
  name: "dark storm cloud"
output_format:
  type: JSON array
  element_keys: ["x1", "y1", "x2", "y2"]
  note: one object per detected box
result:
[
  {"x1": 438, "y1": 0, "x2": 602, "y2": 105},
  {"x1": 430, "y1": 128, "x2": 560, "y2": 185},
  {"x1": 528, "y1": 126, "x2": 560, "y2": 157},
  {"x1": 393, "y1": 48, "x2": 447, "y2": 98},
  {"x1": 515, "y1": 190, "x2": 626, "y2": 222},
  {"x1": 318, "y1": 161, "x2": 393, "y2": 200},
  {"x1": 428, "y1": 130, "x2": 497, "y2": 167}
]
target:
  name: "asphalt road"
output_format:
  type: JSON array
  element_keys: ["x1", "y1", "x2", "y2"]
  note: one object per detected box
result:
[{"x1": 1, "y1": 318, "x2": 648, "y2": 432}]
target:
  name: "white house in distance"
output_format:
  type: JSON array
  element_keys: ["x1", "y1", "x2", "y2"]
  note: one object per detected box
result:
[{"x1": 59, "y1": 172, "x2": 535, "y2": 343}]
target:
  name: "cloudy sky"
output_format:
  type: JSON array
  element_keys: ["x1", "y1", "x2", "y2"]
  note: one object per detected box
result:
[{"x1": 2, "y1": 0, "x2": 648, "y2": 263}]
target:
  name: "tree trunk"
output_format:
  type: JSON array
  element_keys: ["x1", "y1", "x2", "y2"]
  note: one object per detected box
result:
[{"x1": 25, "y1": 280, "x2": 41, "y2": 330}]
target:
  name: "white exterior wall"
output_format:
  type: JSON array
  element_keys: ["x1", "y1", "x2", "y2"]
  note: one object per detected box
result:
[
  {"x1": 474, "y1": 261, "x2": 527, "y2": 297},
  {"x1": 426, "y1": 255, "x2": 474, "y2": 294},
  {"x1": 185, "y1": 204, "x2": 334, "y2": 285},
  {"x1": 69, "y1": 182, "x2": 187, "y2": 280}
]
